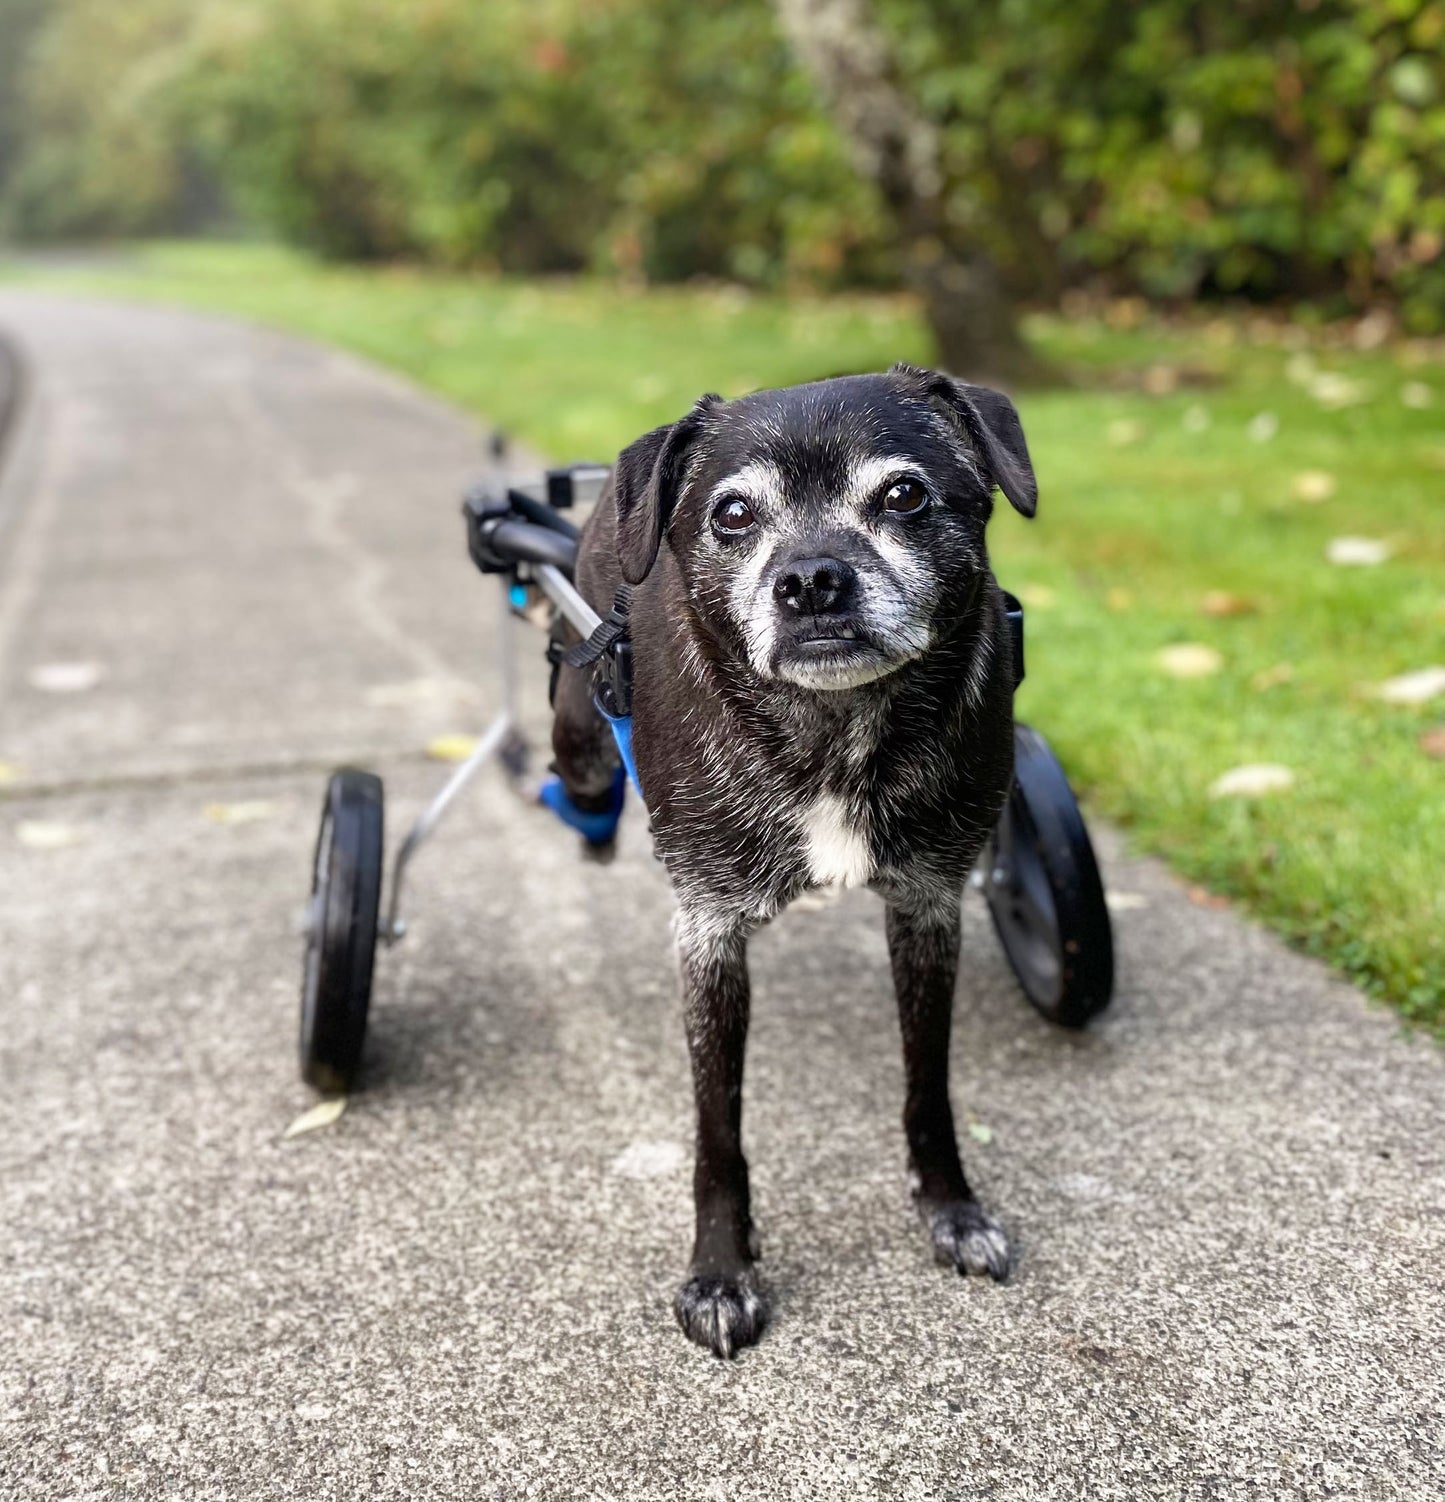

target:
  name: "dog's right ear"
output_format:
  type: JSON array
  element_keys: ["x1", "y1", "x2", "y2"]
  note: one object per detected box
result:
[{"x1": 615, "y1": 396, "x2": 718, "y2": 585}]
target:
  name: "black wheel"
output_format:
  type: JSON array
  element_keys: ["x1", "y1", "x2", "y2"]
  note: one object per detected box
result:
[
  {"x1": 300, "y1": 770, "x2": 384, "y2": 1092},
  {"x1": 983, "y1": 725, "x2": 1113, "y2": 1027}
]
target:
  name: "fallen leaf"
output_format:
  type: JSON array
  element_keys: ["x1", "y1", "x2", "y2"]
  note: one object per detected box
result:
[
  {"x1": 16, "y1": 820, "x2": 87, "y2": 849},
  {"x1": 610, "y1": 1140, "x2": 685, "y2": 1180},
  {"x1": 1247, "y1": 411, "x2": 1279, "y2": 442},
  {"x1": 1251, "y1": 662, "x2": 1294, "y2": 691},
  {"x1": 1186, "y1": 885, "x2": 1232, "y2": 910},
  {"x1": 1017, "y1": 583, "x2": 1057, "y2": 608},
  {"x1": 1156, "y1": 643, "x2": 1223, "y2": 678},
  {"x1": 1327, "y1": 536, "x2": 1391, "y2": 566},
  {"x1": 1106, "y1": 418, "x2": 1144, "y2": 447},
  {"x1": 1308, "y1": 372, "x2": 1367, "y2": 409},
  {"x1": 1105, "y1": 587, "x2": 1134, "y2": 612},
  {"x1": 1420, "y1": 727, "x2": 1445, "y2": 760},
  {"x1": 1209, "y1": 763, "x2": 1295, "y2": 798},
  {"x1": 1105, "y1": 891, "x2": 1149, "y2": 912},
  {"x1": 426, "y1": 734, "x2": 478, "y2": 763},
  {"x1": 28, "y1": 661, "x2": 104, "y2": 694},
  {"x1": 1400, "y1": 381, "x2": 1433, "y2": 410},
  {"x1": 204, "y1": 800, "x2": 279, "y2": 825},
  {"x1": 966, "y1": 1121, "x2": 994, "y2": 1146},
  {"x1": 1291, "y1": 470, "x2": 1336, "y2": 503},
  {"x1": 1201, "y1": 591, "x2": 1257, "y2": 618},
  {"x1": 1142, "y1": 364, "x2": 1178, "y2": 395},
  {"x1": 284, "y1": 1097, "x2": 347, "y2": 1138},
  {"x1": 1375, "y1": 666, "x2": 1445, "y2": 705}
]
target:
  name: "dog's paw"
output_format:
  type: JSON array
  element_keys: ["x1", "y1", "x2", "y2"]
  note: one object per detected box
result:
[
  {"x1": 925, "y1": 1200, "x2": 1011, "y2": 1281},
  {"x1": 674, "y1": 1271, "x2": 767, "y2": 1358}
]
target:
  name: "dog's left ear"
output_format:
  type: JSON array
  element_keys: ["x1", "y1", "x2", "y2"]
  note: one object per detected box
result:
[
  {"x1": 892, "y1": 363, "x2": 1038, "y2": 518},
  {"x1": 614, "y1": 395, "x2": 719, "y2": 585}
]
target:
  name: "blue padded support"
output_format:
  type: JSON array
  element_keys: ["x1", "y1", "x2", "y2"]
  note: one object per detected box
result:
[
  {"x1": 538, "y1": 765, "x2": 626, "y2": 845},
  {"x1": 599, "y1": 708, "x2": 643, "y2": 799}
]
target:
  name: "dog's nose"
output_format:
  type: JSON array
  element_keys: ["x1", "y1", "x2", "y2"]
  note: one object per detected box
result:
[{"x1": 773, "y1": 556, "x2": 856, "y2": 615}]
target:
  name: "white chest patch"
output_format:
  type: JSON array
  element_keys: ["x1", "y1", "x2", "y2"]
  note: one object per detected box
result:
[{"x1": 801, "y1": 792, "x2": 873, "y2": 888}]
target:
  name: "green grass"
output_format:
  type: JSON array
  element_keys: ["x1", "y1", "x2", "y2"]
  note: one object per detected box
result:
[{"x1": 4, "y1": 240, "x2": 1442, "y2": 1028}]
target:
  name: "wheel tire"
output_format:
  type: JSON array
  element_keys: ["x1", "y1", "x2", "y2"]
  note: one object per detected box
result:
[
  {"x1": 983, "y1": 725, "x2": 1113, "y2": 1028},
  {"x1": 300, "y1": 770, "x2": 384, "y2": 1092}
]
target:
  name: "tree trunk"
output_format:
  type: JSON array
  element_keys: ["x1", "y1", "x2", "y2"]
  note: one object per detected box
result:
[{"x1": 771, "y1": 0, "x2": 1051, "y2": 389}]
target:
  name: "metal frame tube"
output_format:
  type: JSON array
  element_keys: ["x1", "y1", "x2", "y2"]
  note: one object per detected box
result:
[
  {"x1": 380, "y1": 566, "x2": 602, "y2": 944},
  {"x1": 536, "y1": 563, "x2": 601, "y2": 637}
]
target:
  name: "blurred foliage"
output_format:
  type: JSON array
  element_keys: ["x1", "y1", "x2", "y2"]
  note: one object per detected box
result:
[
  {"x1": 0, "y1": 0, "x2": 208, "y2": 238},
  {"x1": 882, "y1": 0, "x2": 1445, "y2": 330},
  {"x1": 0, "y1": 0, "x2": 1442, "y2": 322}
]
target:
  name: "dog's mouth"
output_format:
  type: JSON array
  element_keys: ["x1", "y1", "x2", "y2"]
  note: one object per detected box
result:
[
  {"x1": 770, "y1": 618, "x2": 908, "y2": 689},
  {"x1": 783, "y1": 620, "x2": 880, "y2": 658},
  {"x1": 792, "y1": 623, "x2": 868, "y2": 650}
]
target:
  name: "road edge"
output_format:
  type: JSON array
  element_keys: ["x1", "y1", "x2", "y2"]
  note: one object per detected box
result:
[{"x1": 0, "y1": 330, "x2": 26, "y2": 465}]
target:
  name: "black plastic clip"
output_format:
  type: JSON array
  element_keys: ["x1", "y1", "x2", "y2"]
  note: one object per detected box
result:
[
  {"x1": 564, "y1": 585, "x2": 634, "y2": 716},
  {"x1": 1001, "y1": 590, "x2": 1025, "y2": 689}
]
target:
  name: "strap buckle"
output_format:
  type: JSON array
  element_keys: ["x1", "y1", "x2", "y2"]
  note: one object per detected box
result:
[{"x1": 563, "y1": 585, "x2": 635, "y2": 716}]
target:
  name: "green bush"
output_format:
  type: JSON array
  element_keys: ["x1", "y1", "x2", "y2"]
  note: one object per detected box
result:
[
  {"x1": 164, "y1": 0, "x2": 889, "y2": 287},
  {"x1": 1, "y1": 0, "x2": 1442, "y2": 325},
  {"x1": 881, "y1": 0, "x2": 1445, "y2": 328}
]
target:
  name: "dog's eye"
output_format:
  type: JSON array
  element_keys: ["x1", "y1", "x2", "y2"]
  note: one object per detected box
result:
[
  {"x1": 711, "y1": 497, "x2": 758, "y2": 536},
  {"x1": 881, "y1": 477, "x2": 929, "y2": 515}
]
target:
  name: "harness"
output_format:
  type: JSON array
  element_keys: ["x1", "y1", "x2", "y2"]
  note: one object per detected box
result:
[
  {"x1": 543, "y1": 581, "x2": 1026, "y2": 846},
  {"x1": 562, "y1": 585, "x2": 642, "y2": 796}
]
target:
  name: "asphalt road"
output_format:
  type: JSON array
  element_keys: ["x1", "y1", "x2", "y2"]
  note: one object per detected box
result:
[{"x1": 1, "y1": 292, "x2": 1441, "y2": 1501}]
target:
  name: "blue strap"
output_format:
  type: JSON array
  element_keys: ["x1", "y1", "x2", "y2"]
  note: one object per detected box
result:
[
  {"x1": 538, "y1": 765, "x2": 626, "y2": 845},
  {"x1": 598, "y1": 706, "x2": 643, "y2": 799}
]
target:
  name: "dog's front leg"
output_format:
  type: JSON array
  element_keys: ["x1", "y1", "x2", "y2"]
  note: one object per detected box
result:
[
  {"x1": 886, "y1": 899, "x2": 1011, "y2": 1281},
  {"x1": 672, "y1": 907, "x2": 766, "y2": 1358}
]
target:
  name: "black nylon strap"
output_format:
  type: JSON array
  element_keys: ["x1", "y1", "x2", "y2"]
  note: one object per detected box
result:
[{"x1": 563, "y1": 585, "x2": 633, "y2": 670}]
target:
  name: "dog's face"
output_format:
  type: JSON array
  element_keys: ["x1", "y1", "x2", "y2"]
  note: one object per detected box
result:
[{"x1": 613, "y1": 363, "x2": 1037, "y2": 691}]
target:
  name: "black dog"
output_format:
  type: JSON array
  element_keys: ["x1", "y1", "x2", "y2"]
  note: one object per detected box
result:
[{"x1": 552, "y1": 362, "x2": 1037, "y2": 1357}]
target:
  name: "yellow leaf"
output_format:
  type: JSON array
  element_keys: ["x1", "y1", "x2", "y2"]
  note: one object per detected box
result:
[
  {"x1": 1290, "y1": 470, "x2": 1336, "y2": 503},
  {"x1": 427, "y1": 734, "x2": 478, "y2": 763},
  {"x1": 1327, "y1": 536, "x2": 1390, "y2": 566},
  {"x1": 1156, "y1": 643, "x2": 1223, "y2": 678},
  {"x1": 0, "y1": 761, "x2": 19, "y2": 787},
  {"x1": 1209, "y1": 764, "x2": 1294, "y2": 798},
  {"x1": 27, "y1": 660, "x2": 103, "y2": 694},
  {"x1": 204, "y1": 800, "x2": 279, "y2": 825},
  {"x1": 16, "y1": 820, "x2": 86, "y2": 849},
  {"x1": 1375, "y1": 667, "x2": 1445, "y2": 705},
  {"x1": 284, "y1": 1097, "x2": 348, "y2": 1138},
  {"x1": 1201, "y1": 591, "x2": 1257, "y2": 618}
]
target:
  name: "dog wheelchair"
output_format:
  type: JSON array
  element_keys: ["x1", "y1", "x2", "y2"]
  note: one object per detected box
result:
[{"x1": 299, "y1": 464, "x2": 1115, "y2": 1094}]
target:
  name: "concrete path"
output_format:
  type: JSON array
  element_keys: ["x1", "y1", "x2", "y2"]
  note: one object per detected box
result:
[{"x1": 0, "y1": 292, "x2": 1440, "y2": 1501}]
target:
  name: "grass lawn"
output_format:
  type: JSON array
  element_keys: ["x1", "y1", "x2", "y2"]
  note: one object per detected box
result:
[{"x1": 3, "y1": 241, "x2": 1442, "y2": 1029}]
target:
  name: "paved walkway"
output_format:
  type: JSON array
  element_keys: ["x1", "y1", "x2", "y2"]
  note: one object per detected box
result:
[{"x1": 0, "y1": 292, "x2": 1440, "y2": 1500}]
